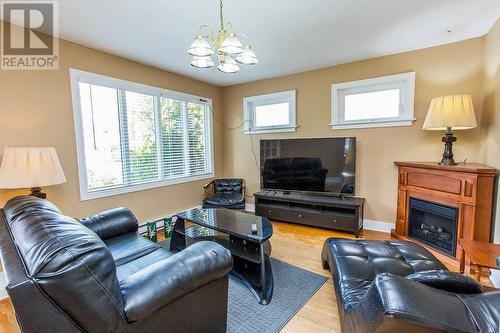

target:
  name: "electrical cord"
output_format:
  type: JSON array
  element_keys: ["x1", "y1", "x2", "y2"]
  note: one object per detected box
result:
[
  {"x1": 210, "y1": 106, "x2": 261, "y2": 198},
  {"x1": 211, "y1": 107, "x2": 260, "y2": 171}
]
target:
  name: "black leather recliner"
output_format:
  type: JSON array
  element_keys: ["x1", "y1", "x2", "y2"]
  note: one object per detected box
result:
[
  {"x1": 0, "y1": 196, "x2": 233, "y2": 333},
  {"x1": 203, "y1": 178, "x2": 245, "y2": 209},
  {"x1": 321, "y1": 237, "x2": 500, "y2": 333}
]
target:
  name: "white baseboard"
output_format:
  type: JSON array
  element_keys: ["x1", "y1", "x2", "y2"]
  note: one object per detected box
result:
[
  {"x1": 245, "y1": 203, "x2": 392, "y2": 234},
  {"x1": 363, "y1": 219, "x2": 393, "y2": 233},
  {"x1": 245, "y1": 203, "x2": 256, "y2": 212},
  {"x1": 148, "y1": 203, "x2": 393, "y2": 234}
]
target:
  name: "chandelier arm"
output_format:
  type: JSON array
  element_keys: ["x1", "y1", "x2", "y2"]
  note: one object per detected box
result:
[
  {"x1": 197, "y1": 24, "x2": 214, "y2": 39},
  {"x1": 238, "y1": 32, "x2": 251, "y2": 45}
]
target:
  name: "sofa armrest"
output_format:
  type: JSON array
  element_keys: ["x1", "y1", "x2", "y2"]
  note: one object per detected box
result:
[
  {"x1": 352, "y1": 273, "x2": 480, "y2": 332},
  {"x1": 120, "y1": 241, "x2": 233, "y2": 322},
  {"x1": 406, "y1": 270, "x2": 484, "y2": 294},
  {"x1": 80, "y1": 207, "x2": 138, "y2": 240}
]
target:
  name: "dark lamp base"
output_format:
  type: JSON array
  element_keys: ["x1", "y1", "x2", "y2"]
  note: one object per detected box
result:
[
  {"x1": 439, "y1": 127, "x2": 457, "y2": 166},
  {"x1": 29, "y1": 187, "x2": 47, "y2": 199}
]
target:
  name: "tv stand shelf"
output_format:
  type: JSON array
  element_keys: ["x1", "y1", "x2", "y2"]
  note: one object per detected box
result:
[{"x1": 254, "y1": 191, "x2": 365, "y2": 237}]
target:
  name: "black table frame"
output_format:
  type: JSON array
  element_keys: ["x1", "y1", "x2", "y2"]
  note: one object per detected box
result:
[{"x1": 170, "y1": 210, "x2": 273, "y2": 305}]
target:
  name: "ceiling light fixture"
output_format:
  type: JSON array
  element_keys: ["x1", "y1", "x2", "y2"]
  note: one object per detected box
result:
[{"x1": 187, "y1": 0, "x2": 258, "y2": 74}]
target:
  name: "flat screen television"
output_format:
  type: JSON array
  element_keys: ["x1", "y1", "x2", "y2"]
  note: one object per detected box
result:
[{"x1": 260, "y1": 137, "x2": 356, "y2": 196}]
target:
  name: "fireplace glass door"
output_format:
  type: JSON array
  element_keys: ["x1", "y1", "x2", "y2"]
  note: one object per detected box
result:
[{"x1": 408, "y1": 198, "x2": 458, "y2": 256}]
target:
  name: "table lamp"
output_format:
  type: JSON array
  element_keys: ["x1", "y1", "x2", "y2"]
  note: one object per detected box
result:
[
  {"x1": 423, "y1": 95, "x2": 477, "y2": 165},
  {"x1": 0, "y1": 147, "x2": 67, "y2": 198}
]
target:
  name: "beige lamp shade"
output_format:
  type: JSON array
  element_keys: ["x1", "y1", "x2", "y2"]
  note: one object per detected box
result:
[
  {"x1": 423, "y1": 95, "x2": 477, "y2": 131},
  {"x1": 0, "y1": 147, "x2": 67, "y2": 189}
]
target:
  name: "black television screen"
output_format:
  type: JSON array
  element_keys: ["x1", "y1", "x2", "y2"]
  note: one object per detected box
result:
[{"x1": 260, "y1": 137, "x2": 356, "y2": 195}]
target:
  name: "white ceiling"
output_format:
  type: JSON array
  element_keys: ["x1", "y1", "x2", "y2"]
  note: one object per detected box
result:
[{"x1": 45, "y1": 1, "x2": 500, "y2": 86}]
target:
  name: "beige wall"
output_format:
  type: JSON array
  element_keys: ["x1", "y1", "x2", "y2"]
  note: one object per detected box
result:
[
  {"x1": 0, "y1": 24, "x2": 224, "y2": 222},
  {"x1": 482, "y1": 18, "x2": 500, "y2": 243},
  {"x1": 0, "y1": 20, "x2": 498, "y2": 239},
  {"x1": 222, "y1": 38, "x2": 486, "y2": 224}
]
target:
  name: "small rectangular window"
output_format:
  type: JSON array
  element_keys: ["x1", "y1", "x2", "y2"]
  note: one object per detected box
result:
[
  {"x1": 70, "y1": 69, "x2": 214, "y2": 200},
  {"x1": 243, "y1": 90, "x2": 296, "y2": 134},
  {"x1": 331, "y1": 72, "x2": 415, "y2": 129}
]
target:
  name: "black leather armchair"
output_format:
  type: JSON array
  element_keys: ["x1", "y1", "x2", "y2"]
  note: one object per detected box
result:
[
  {"x1": 203, "y1": 178, "x2": 245, "y2": 209},
  {"x1": 321, "y1": 237, "x2": 500, "y2": 332},
  {"x1": 0, "y1": 196, "x2": 233, "y2": 333}
]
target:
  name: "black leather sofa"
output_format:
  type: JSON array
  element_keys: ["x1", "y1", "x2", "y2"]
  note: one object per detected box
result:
[
  {"x1": 203, "y1": 178, "x2": 245, "y2": 209},
  {"x1": 262, "y1": 157, "x2": 328, "y2": 191},
  {"x1": 321, "y1": 237, "x2": 500, "y2": 333},
  {"x1": 0, "y1": 196, "x2": 233, "y2": 333}
]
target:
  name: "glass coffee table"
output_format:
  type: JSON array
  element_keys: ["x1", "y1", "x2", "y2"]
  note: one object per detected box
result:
[{"x1": 170, "y1": 208, "x2": 274, "y2": 305}]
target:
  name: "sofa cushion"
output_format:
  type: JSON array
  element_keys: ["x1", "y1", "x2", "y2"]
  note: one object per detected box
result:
[
  {"x1": 104, "y1": 232, "x2": 160, "y2": 266},
  {"x1": 203, "y1": 192, "x2": 244, "y2": 207},
  {"x1": 321, "y1": 238, "x2": 446, "y2": 310},
  {"x1": 116, "y1": 248, "x2": 173, "y2": 282}
]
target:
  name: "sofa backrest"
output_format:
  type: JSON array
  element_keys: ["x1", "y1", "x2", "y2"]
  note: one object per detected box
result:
[{"x1": 3, "y1": 196, "x2": 125, "y2": 332}]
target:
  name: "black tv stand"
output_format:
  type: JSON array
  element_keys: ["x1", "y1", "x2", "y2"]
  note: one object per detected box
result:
[{"x1": 254, "y1": 191, "x2": 365, "y2": 237}]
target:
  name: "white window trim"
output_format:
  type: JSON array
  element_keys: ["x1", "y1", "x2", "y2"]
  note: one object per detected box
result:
[
  {"x1": 69, "y1": 68, "x2": 215, "y2": 201},
  {"x1": 243, "y1": 90, "x2": 297, "y2": 134},
  {"x1": 330, "y1": 72, "x2": 416, "y2": 130}
]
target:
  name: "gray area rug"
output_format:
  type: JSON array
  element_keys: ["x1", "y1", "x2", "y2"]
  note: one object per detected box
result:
[
  {"x1": 158, "y1": 239, "x2": 327, "y2": 333},
  {"x1": 227, "y1": 258, "x2": 327, "y2": 333}
]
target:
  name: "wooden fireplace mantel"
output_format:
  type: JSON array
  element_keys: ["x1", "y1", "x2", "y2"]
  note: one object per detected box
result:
[{"x1": 392, "y1": 161, "x2": 496, "y2": 260}]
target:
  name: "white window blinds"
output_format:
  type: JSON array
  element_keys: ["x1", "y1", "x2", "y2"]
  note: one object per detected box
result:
[{"x1": 71, "y1": 69, "x2": 213, "y2": 200}]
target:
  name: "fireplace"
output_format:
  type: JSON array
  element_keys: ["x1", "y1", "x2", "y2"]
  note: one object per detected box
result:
[{"x1": 408, "y1": 198, "x2": 458, "y2": 256}]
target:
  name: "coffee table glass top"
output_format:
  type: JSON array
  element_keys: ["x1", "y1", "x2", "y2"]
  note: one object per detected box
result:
[{"x1": 175, "y1": 208, "x2": 272, "y2": 243}]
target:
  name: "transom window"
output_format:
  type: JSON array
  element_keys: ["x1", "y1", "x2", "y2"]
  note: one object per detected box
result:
[
  {"x1": 331, "y1": 72, "x2": 415, "y2": 129},
  {"x1": 70, "y1": 69, "x2": 213, "y2": 200},
  {"x1": 243, "y1": 90, "x2": 296, "y2": 134}
]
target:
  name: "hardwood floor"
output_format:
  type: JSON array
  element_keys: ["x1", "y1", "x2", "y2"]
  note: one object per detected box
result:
[
  {"x1": 271, "y1": 222, "x2": 389, "y2": 333},
  {"x1": 0, "y1": 298, "x2": 17, "y2": 333},
  {"x1": 0, "y1": 221, "x2": 491, "y2": 333}
]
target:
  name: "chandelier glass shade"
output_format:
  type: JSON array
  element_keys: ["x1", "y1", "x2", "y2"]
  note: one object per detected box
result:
[
  {"x1": 187, "y1": 0, "x2": 258, "y2": 73},
  {"x1": 217, "y1": 55, "x2": 239, "y2": 73},
  {"x1": 190, "y1": 56, "x2": 214, "y2": 68}
]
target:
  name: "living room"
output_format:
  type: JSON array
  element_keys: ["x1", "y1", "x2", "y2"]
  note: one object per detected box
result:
[{"x1": 0, "y1": 1, "x2": 499, "y2": 332}]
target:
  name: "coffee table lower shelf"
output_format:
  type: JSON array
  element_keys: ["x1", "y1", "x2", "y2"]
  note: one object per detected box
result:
[{"x1": 170, "y1": 217, "x2": 274, "y2": 305}]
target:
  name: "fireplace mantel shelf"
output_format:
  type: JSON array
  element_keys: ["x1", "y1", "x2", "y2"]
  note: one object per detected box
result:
[
  {"x1": 392, "y1": 161, "x2": 496, "y2": 261},
  {"x1": 394, "y1": 161, "x2": 497, "y2": 175}
]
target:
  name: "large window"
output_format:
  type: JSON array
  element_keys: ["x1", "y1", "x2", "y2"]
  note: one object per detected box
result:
[
  {"x1": 70, "y1": 69, "x2": 213, "y2": 200},
  {"x1": 331, "y1": 72, "x2": 415, "y2": 129},
  {"x1": 243, "y1": 90, "x2": 296, "y2": 134}
]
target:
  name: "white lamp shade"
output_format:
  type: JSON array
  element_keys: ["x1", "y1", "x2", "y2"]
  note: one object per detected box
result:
[
  {"x1": 219, "y1": 34, "x2": 244, "y2": 55},
  {"x1": 190, "y1": 56, "x2": 214, "y2": 68},
  {"x1": 0, "y1": 147, "x2": 67, "y2": 189},
  {"x1": 423, "y1": 95, "x2": 478, "y2": 130},
  {"x1": 187, "y1": 36, "x2": 214, "y2": 57},
  {"x1": 235, "y1": 46, "x2": 258, "y2": 65},
  {"x1": 218, "y1": 57, "x2": 240, "y2": 73}
]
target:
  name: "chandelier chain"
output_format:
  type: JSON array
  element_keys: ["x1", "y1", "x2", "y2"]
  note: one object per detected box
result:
[{"x1": 219, "y1": 0, "x2": 224, "y2": 30}]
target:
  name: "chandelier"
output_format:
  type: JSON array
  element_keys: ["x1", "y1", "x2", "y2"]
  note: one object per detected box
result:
[{"x1": 187, "y1": 0, "x2": 258, "y2": 74}]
